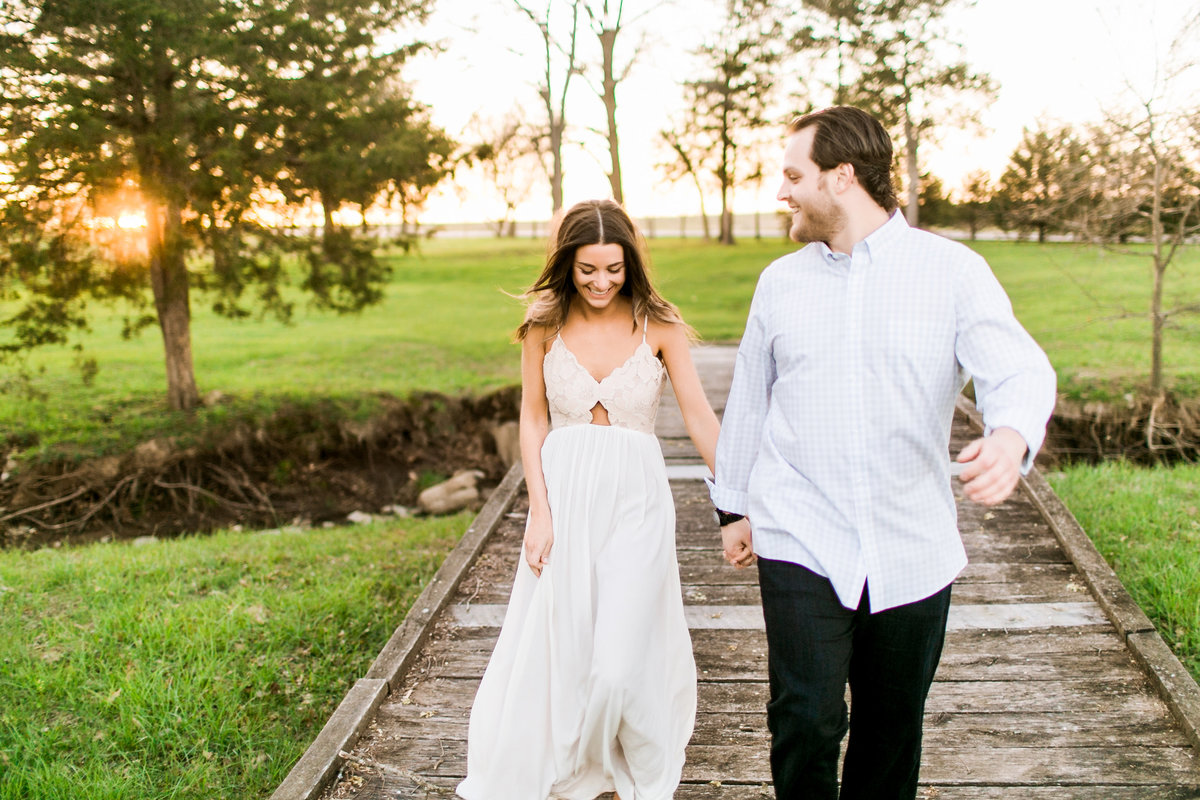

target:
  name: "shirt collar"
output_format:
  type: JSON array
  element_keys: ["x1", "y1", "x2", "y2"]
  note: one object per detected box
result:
[
  {"x1": 861, "y1": 209, "x2": 908, "y2": 257},
  {"x1": 819, "y1": 209, "x2": 908, "y2": 265}
]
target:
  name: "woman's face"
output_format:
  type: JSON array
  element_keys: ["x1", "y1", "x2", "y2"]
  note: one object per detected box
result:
[{"x1": 571, "y1": 242, "x2": 625, "y2": 309}]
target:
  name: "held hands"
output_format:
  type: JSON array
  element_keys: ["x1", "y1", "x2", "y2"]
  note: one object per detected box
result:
[
  {"x1": 722, "y1": 517, "x2": 755, "y2": 569},
  {"x1": 523, "y1": 512, "x2": 554, "y2": 577},
  {"x1": 956, "y1": 427, "x2": 1029, "y2": 507}
]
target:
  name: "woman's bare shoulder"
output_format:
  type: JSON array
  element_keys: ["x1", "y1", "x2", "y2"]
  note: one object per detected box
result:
[
  {"x1": 526, "y1": 323, "x2": 561, "y2": 355},
  {"x1": 647, "y1": 316, "x2": 691, "y2": 356}
]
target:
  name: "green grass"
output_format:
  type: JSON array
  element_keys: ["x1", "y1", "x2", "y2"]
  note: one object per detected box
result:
[
  {"x1": 4, "y1": 237, "x2": 1198, "y2": 460},
  {"x1": 0, "y1": 237, "x2": 796, "y2": 460},
  {"x1": 1047, "y1": 463, "x2": 1200, "y2": 677},
  {"x1": 974, "y1": 241, "x2": 1200, "y2": 400},
  {"x1": 0, "y1": 513, "x2": 469, "y2": 799}
]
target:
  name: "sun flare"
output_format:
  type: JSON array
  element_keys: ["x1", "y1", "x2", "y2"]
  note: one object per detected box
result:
[{"x1": 116, "y1": 210, "x2": 148, "y2": 229}]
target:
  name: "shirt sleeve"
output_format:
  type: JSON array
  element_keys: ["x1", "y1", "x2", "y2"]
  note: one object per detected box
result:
[
  {"x1": 953, "y1": 252, "x2": 1057, "y2": 472},
  {"x1": 708, "y1": 274, "x2": 776, "y2": 512}
]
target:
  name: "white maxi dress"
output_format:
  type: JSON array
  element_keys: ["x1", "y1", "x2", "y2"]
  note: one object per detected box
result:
[{"x1": 457, "y1": 322, "x2": 697, "y2": 800}]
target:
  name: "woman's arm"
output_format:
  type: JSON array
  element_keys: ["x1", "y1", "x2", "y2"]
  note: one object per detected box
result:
[
  {"x1": 657, "y1": 320, "x2": 720, "y2": 475},
  {"x1": 658, "y1": 321, "x2": 753, "y2": 567},
  {"x1": 520, "y1": 327, "x2": 554, "y2": 577}
]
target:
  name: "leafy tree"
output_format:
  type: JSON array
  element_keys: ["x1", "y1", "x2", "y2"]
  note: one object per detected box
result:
[
  {"x1": 1072, "y1": 110, "x2": 1200, "y2": 398},
  {"x1": 658, "y1": 126, "x2": 714, "y2": 240},
  {"x1": 956, "y1": 169, "x2": 993, "y2": 241},
  {"x1": 802, "y1": 0, "x2": 996, "y2": 228},
  {"x1": 672, "y1": 0, "x2": 791, "y2": 244},
  {"x1": 993, "y1": 121, "x2": 1090, "y2": 243},
  {"x1": 466, "y1": 112, "x2": 543, "y2": 236},
  {"x1": 915, "y1": 172, "x2": 952, "y2": 229},
  {"x1": 512, "y1": 0, "x2": 582, "y2": 216},
  {"x1": 0, "y1": 0, "x2": 446, "y2": 410}
]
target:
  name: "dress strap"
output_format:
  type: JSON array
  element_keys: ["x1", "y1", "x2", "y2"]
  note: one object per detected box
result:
[{"x1": 641, "y1": 315, "x2": 649, "y2": 344}]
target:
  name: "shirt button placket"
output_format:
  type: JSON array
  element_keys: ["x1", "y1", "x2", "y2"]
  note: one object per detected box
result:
[{"x1": 847, "y1": 250, "x2": 875, "y2": 600}]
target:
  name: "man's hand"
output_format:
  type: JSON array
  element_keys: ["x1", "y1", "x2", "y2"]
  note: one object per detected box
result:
[
  {"x1": 721, "y1": 517, "x2": 755, "y2": 568},
  {"x1": 956, "y1": 427, "x2": 1028, "y2": 506}
]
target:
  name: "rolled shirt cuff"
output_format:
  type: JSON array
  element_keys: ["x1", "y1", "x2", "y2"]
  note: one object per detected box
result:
[{"x1": 706, "y1": 477, "x2": 749, "y2": 516}]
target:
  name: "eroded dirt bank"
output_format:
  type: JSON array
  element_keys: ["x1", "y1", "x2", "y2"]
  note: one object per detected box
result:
[
  {"x1": 1042, "y1": 394, "x2": 1200, "y2": 466},
  {"x1": 0, "y1": 388, "x2": 520, "y2": 550},
  {"x1": 2, "y1": 388, "x2": 1196, "y2": 551}
]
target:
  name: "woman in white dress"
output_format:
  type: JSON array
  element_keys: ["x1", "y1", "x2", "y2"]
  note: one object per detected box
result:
[{"x1": 457, "y1": 200, "x2": 722, "y2": 800}]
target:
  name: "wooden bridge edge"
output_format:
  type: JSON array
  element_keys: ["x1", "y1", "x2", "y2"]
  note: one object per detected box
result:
[
  {"x1": 269, "y1": 462, "x2": 526, "y2": 800},
  {"x1": 955, "y1": 395, "x2": 1200, "y2": 752}
]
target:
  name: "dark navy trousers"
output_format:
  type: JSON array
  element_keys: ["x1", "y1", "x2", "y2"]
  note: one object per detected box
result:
[{"x1": 756, "y1": 557, "x2": 953, "y2": 799}]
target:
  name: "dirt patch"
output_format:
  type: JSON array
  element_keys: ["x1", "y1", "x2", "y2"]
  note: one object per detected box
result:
[
  {"x1": 1043, "y1": 393, "x2": 1200, "y2": 465},
  {"x1": 0, "y1": 388, "x2": 520, "y2": 550}
]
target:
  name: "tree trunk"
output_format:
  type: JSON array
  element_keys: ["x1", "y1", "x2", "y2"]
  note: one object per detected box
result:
[
  {"x1": 1149, "y1": 158, "x2": 1165, "y2": 395},
  {"x1": 719, "y1": 115, "x2": 734, "y2": 245},
  {"x1": 690, "y1": 173, "x2": 711, "y2": 241},
  {"x1": 599, "y1": 28, "x2": 623, "y2": 205},
  {"x1": 904, "y1": 112, "x2": 919, "y2": 228},
  {"x1": 720, "y1": 192, "x2": 733, "y2": 244},
  {"x1": 549, "y1": 118, "x2": 565, "y2": 214},
  {"x1": 322, "y1": 199, "x2": 337, "y2": 251},
  {"x1": 1151, "y1": 261, "x2": 1165, "y2": 394},
  {"x1": 147, "y1": 200, "x2": 200, "y2": 411}
]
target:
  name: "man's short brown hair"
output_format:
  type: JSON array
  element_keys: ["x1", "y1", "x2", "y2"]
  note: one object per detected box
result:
[{"x1": 788, "y1": 106, "x2": 899, "y2": 213}]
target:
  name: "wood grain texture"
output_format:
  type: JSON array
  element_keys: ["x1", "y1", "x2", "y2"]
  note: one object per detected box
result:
[{"x1": 304, "y1": 358, "x2": 1200, "y2": 799}]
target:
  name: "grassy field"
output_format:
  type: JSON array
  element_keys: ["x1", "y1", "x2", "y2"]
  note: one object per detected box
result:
[
  {"x1": 2, "y1": 235, "x2": 1199, "y2": 797},
  {"x1": 1048, "y1": 462, "x2": 1200, "y2": 676},
  {"x1": 975, "y1": 240, "x2": 1200, "y2": 399},
  {"x1": 3, "y1": 236, "x2": 1199, "y2": 460},
  {"x1": 0, "y1": 237, "x2": 797, "y2": 459},
  {"x1": 0, "y1": 513, "x2": 469, "y2": 799}
]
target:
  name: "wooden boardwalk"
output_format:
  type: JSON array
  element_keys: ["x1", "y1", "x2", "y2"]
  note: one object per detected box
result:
[{"x1": 276, "y1": 346, "x2": 1200, "y2": 800}]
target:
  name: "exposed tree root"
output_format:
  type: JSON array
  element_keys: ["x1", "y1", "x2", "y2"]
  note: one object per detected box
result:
[
  {"x1": 1043, "y1": 391, "x2": 1200, "y2": 466},
  {"x1": 0, "y1": 388, "x2": 520, "y2": 549}
]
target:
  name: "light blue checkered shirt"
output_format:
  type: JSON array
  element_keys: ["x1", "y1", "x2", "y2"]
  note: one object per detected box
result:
[{"x1": 708, "y1": 212, "x2": 1056, "y2": 611}]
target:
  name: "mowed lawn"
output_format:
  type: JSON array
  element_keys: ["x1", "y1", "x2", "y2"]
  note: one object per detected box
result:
[
  {"x1": 1, "y1": 234, "x2": 1199, "y2": 799},
  {"x1": 4, "y1": 235, "x2": 1198, "y2": 458},
  {"x1": 1, "y1": 236, "x2": 798, "y2": 458}
]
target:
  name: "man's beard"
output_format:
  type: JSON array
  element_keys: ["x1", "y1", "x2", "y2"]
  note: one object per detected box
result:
[{"x1": 789, "y1": 194, "x2": 847, "y2": 244}]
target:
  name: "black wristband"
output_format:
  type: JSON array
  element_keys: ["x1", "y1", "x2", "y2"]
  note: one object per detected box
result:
[{"x1": 714, "y1": 509, "x2": 745, "y2": 527}]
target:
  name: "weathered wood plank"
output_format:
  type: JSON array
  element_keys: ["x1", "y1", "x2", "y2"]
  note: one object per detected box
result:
[
  {"x1": 372, "y1": 705, "x2": 1192, "y2": 750},
  {"x1": 324, "y1": 733, "x2": 1200, "y2": 787},
  {"x1": 1128, "y1": 629, "x2": 1200, "y2": 754},
  {"x1": 386, "y1": 626, "x2": 1136, "y2": 685},
  {"x1": 269, "y1": 678, "x2": 389, "y2": 800},
  {"x1": 955, "y1": 562, "x2": 1081, "y2": 584},
  {"x1": 446, "y1": 601, "x2": 1111, "y2": 633},
  {"x1": 390, "y1": 675, "x2": 1175, "y2": 718},
  {"x1": 331, "y1": 774, "x2": 1200, "y2": 800}
]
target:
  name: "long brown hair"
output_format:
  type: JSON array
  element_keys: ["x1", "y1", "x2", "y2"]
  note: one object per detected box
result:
[{"x1": 515, "y1": 199, "x2": 690, "y2": 341}]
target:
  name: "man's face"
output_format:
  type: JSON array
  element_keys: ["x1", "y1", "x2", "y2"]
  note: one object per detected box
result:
[{"x1": 777, "y1": 127, "x2": 846, "y2": 244}]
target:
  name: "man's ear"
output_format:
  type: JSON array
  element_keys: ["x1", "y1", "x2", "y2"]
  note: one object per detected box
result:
[{"x1": 832, "y1": 162, "x2": 856, "y2": 192}]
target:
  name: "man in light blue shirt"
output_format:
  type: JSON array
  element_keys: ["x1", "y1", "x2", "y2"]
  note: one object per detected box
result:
[{"x1": 709, "y1": 106, "x2": 1056, "y2": 799}]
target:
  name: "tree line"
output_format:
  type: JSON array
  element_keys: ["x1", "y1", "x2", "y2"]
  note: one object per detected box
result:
[{"x1": 476, "y1": 0, "x2": 995, "y2": 243}]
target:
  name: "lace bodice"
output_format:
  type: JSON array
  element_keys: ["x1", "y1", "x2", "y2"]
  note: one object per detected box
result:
[{"x1": 543, "y1": 320, "x2": 665, "y2": 436}]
